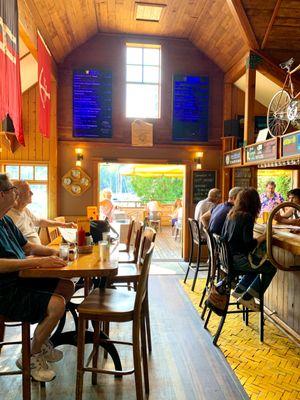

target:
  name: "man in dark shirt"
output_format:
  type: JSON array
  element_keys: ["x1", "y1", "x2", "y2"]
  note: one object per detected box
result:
[
  {"x1": 201, "y1": 187, "x2": 242, "y2": 235},
  {"x1": 0, "y1": 174, "x2": 74, "y2": 382}
]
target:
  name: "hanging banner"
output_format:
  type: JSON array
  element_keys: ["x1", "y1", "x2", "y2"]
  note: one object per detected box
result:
[
  {"x1": 38, "y1": 32, "x2": 51, "y2": 138},
  {"x1": 0, "y1": 0, "x2": 24, "y2": 146}
]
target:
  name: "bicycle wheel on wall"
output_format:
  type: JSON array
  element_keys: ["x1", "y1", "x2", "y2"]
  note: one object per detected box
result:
[{"x1": 267, "y1": 90, "x2": 290, "y2": 137}]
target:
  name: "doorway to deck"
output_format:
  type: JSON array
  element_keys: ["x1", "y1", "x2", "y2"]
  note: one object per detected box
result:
[{"x1": 98, "y1": 162, "x2": 185, "y2": 264}]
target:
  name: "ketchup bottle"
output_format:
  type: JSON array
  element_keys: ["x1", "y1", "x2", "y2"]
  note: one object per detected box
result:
[{"x1": 77, "y1": 226, "x2": 86, "y2": 246}]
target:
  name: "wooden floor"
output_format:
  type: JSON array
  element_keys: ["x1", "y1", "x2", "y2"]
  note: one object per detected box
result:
[
  {"x1": 0, "y1": 274, "x2": 247, "y2": 400},
  {"x1": 153, "y1": 226, "x2": 182, "y2": 261}
]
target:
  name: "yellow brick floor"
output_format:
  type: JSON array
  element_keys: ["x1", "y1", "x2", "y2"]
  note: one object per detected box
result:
[{"x1": 180, "y1": 279, "x2": 300, "y2": 400}]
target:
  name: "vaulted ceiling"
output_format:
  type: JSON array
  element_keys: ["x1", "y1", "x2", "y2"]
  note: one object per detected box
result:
[{"x1": 20, "y1": 0, "x2": 300, "y2": 73}]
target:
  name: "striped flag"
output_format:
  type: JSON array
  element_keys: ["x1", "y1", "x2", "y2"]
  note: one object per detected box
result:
[{"x1": 0, "y1": 0, "x2": 24, "y2": 146}]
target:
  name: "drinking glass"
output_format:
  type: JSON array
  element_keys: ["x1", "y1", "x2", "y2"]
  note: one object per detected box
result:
[{"x1": 59, "y1": 244, "x2": 69, "y2": 261}]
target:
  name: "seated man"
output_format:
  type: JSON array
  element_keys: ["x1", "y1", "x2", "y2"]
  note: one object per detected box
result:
[
  {"x1": 274, "y1": 188, "x2": 300, "y2": 226},
  {"x1": 201, "y1": 187, "x2": 242, "y2": 235},
  {"x1": 194, "y1": 188, "x2": 221, "y2": 238},
  {"x1": 0, "y1": 174, "x2": 74, "y2": 382},
  {"x1": 7, "y1": 180, "x2": 76, "y2": 244}
]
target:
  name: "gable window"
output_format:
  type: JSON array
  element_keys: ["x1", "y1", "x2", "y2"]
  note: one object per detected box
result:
[
  {"x1": 126, "y1": 43, "x2": 161, "y2": 119},
  {"x1": 4, "y1": 164, "x2": 48, "y2": 218}
]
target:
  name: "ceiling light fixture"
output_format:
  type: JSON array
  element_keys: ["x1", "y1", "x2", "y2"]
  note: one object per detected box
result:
[{"x1": 135, "y1": 2, "x2": 166, "y2": 22}]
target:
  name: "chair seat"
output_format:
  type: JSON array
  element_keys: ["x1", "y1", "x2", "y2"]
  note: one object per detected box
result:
[
  {"x1": 78, "y1": 288, "x2": 135, "y2": 322},
  {"x1": 112, "y1": 263, "x2": 141, "y2": 283},
  {"x1": 118, "y1": 251, "x2": 134, "y2": 263},
  {"x1": 118, "y1": 243, "x2": 129, "y2": 252}
]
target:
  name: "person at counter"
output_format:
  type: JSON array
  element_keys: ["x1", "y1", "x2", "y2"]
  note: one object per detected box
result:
[
  {"x1": 200, "y1": 186, "x2": 242, "y2": 235},
  {"x1": 7, "y1": 180, "x2": 77, "y2": 244},
  {"x1": 274, "y1": 188, "x2": 300, "y2": 226},
  {"x1": 260, "y1": 180, "x2": 284, "y2": 214},
  {"x1": 0, "y1": 174, "x2": 74, "y2": 382},
  {"x1": 222, "y1": 187, "x2": 277, "y2": 311}
]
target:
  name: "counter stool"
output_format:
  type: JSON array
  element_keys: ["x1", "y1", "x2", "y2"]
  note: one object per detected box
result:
[
  {"x1": 0, "y1": 317, "x2": 31, "y2": 400},
  {"x1": 184, "y1": 218, "x2": 208, "y2": 291},
  {"x1": 204, "y1": 234, "x2": 264, "y2": 346}
]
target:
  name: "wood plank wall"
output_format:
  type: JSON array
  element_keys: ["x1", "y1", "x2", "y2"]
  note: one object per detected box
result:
[{"x1": 0, "y1": 82, "x2": 58, "y2": 218}]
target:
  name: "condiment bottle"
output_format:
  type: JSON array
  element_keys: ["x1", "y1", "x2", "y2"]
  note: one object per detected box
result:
[{"x1": 77, "y1": 226, "x2": 86, "y2": 246}]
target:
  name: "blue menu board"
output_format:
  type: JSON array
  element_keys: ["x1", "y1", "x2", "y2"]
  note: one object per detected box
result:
[
  {"x1": 73, "y1": 69, "x2": 112, "y2": 138},
  {"x1": 172, "y1": 75, "x2": 209, "y2": 142}
]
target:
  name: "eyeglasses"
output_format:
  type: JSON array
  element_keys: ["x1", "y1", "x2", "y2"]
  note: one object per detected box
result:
[{"x1": 1, "y1": 186, "x2": 18, "y2": 193}]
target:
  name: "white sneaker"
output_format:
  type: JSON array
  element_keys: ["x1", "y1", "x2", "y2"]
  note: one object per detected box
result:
[
  {"x1": 41, "y1": 340, "x2": 63, "y2": 362},
  {"x1": 16, "y1": 353, "x2": 56, "y2": 382},
  {"x1": 237, "y1": 297, "x2": 260, "y2": 311}
]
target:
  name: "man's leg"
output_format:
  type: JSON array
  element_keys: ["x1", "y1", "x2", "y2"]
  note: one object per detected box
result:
[{"x1": 31, "y1": 294, "x2": 65, "y2": 354}]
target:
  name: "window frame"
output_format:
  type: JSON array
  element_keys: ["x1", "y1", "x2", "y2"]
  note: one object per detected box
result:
[
  {"x1": 125, "y1": 43, "x2": 161, "y2": 119},
  {"x1": 3, "y1": 163, "x2": 49, "y2": 217}
]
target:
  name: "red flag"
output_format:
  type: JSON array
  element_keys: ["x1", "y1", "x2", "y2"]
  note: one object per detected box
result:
[
  {"x1": 38, "y1": 32, "x2": 51, "y2": 138},
  {"x1": 0, "y1": 0, "x2": 24, "y2": 146}
]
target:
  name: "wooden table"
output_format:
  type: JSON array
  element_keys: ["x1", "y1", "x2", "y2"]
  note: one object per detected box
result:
[{"x1": 20, "y1": 243, "x2": 122, "y2": 371}]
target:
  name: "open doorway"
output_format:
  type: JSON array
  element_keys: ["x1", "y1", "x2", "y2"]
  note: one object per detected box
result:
[{"x1": 98, "y1": 162, "x2": 185, "y2": 262}]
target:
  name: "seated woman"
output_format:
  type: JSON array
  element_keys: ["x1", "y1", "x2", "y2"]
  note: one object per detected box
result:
[
  {"x1": 274, "y1": 188, "x2": 300, "y2": 226},
  {"x1": 222, "y1": 187, "x2": 277, "y2": 311},
  {"x1": 171, "y1": 199, "x2": 182, "y2": 235},
  {"x1": 99, "y1": 188, "x2": 116, "y2": 223}
]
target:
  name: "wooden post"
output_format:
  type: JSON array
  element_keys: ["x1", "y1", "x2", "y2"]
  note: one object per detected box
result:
[{"x1": 244, "y1": 52, "x2": 261, "y2": 146}]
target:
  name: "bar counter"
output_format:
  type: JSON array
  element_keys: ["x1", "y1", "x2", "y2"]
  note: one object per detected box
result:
[{"x1": 254, "y1": 224, "x2": 300, "y2": 337}]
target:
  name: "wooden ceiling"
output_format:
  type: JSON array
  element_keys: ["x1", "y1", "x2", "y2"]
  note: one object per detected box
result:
[{"x1": 20, "y1": 0, "x2": 300, "y2": 73}]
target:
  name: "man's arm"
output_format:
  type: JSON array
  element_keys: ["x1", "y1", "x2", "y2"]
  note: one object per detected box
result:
[
  {"x1": 0, "y1": 256, "x2": 67, "y2": 274},
  {"x1": 200, "y1": 210, "x2": 211, "y2": 229},
  {"x1": 38, "y1": 219, "x2": 77, "y2": 229},
  {"x1": 23, "y1": 241, "x2": 58, "y2": 257},
  {"x1": 274, "y1": 214, "x2": 300, "y2": 226}
]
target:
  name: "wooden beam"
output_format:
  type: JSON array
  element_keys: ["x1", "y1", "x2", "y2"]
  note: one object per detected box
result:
[
  {"x1": 224, "y1": 51, "x2": 248, "y2": 83},
  {"x1": 244, "y1": 53, "x2": 256, "y2": 145},
  {"x1": 226, "y1": 0, "x2": 259, "y2": 49},
  {"x1": 261, "y1": 0, "x2": 282, "y2": 50},
  {"x1": 18, "y1": 0, "x2": 57, "y2": 80}
]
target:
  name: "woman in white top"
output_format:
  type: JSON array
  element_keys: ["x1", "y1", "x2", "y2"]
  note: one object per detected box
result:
[{"x1": 99, "y1": 188, "x2": 115, "y2": 223}]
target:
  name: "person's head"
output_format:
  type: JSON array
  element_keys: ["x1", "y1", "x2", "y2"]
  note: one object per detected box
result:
[
  {"x1": 101, "y1": 188, "x2": 112, "y2": 200},
  {"x1": 174, "y1": 199, "x2": 182, "y2": 208},
  {"x1": 287, "y1": 188, "x2": 300, "y2": 205},
  {"x1": 265, "y1": 181, "x2": 276, "y2": 196},
  {"x1": 207, "y1": 188, "x2": 222, "y2": 204},
  {"x1": 0, "y1": 174, "x2": 19, "y2": 212},
  {"x1": 228, "y1": 187, "x2": 261, "y2": 221},
  {"x1": 12, "y1": 180, "x2": 33, "y2": 207},
  {"x1": 228, "y1": 187, "x2": 243, "y2": 204}
]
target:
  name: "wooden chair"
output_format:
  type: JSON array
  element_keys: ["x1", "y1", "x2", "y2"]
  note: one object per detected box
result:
[
  {"x1": 108, "y1": 227, "x2": 156, "y2": 353},
  {"x1": 204, "y1": 234, "x2": 264, "y2": 346},
  {"x1": 46, "y1": 226, "x2": 60, "y2": 243},
  {"x1": 75, "y1": 244, "x2": 155, "y2": 400},
  {"x1": 0, "y1": 317, "x2": 31, "y2": 400},
  {"x1": 118, "y1": 219, "x2": 136, "y2": 254},
  {"x1": 184, "y1": 218, "x2": 208, "y2": 291},
  {"x1": 118, "y1": 222, "x2": 144, "y2": 264}
]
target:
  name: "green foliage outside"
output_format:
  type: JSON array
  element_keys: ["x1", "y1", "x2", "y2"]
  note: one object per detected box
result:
[
  {"x1": 257, "y1": 170, "x2": 293, "y2": 200},
  {"x1": 129, "y1": 176, "x2": 183, "y2": 204}
]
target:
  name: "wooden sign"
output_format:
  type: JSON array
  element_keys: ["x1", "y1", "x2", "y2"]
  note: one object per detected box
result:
[
  {"x1": 281, "y1": 130, "x2": 300, "y2": 159},
  {"x1": 131, "y1": 120, "x2": 153, "y2": 147},
  {"x1": 224, "y1": 148, "x2": 242, "y2": 167},
  {"x1": 244, "y1": 138, "x2": 277, "y2": 165},
  {"x1": 62, "y1": 166, "x2": 91, "y2": 197},
  {"x1": 192, "y1": 170, "x2": 216, "y2": 204}
]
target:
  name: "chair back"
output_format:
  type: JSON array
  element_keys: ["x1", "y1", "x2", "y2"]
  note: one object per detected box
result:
[
  {"x1": 139, "y1": 227, "x2": 156, "y2": 263},
  {"x1": 47, "y1": 226, "x2": 60, "y2": 243},
  {"x1": 132, "y1": 222, "x2": 144, "y2": 263},
  {"x1": 188, "y1": 218, "x2": 200, "y2": 245},
  {"x1": 212, "y1": 234, "x2": 231, "y2": 274},
  {"x1": 124, "y1": 219, "x2": 135, "y2": 252},
  {"x1": 203, "y1": 227, "x2": 217, "y2": 279},
  {"x1": 134, "y1": 243, "x2": 155, "y2": 317}
]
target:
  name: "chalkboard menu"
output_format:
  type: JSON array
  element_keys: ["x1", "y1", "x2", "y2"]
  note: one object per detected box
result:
[
  {"x1": 245, "y1": 138, "x2": 277, "y2": 164},
  {"x1": 73, "y1": 69, "x2": 112, "y2": 138},
  {"x1": 281, "y1": 131, "x2": 300, "y2": 158},
  {"x1": 234, "y1": 167, "x2": 252, "y2": 188},
  {"x1": 172, "y1": 75, "x2": 209, "y2": 142},
  {"x1": 224, "y1": 149, "x2": 242, "y2": 167},
  {"x1": 193, "y1": 170, "x2": 216, "y2": 203}
]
